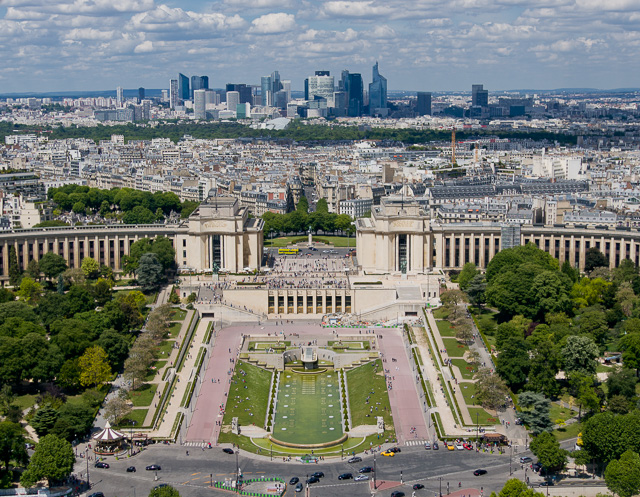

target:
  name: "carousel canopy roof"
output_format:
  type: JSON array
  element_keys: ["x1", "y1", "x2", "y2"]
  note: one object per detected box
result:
[{"x1": 93, "y1": 421, "x2": 125, "y2": 441}]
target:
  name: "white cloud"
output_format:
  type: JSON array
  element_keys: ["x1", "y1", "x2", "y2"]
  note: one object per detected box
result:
[
  {"x1": 134, "y1": 39, "x2": 153, "y2": 52},
  {"x1": 224, "y1": 0, "x2": 297, "y2": 8},
  {"x1": 250, "y1": 12, "x2": 296, "y2": 34}
]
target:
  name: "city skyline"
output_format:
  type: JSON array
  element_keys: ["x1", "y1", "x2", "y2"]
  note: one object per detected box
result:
[{"x1": 1, "y1": 0, "x2": 640, "y2": 94}]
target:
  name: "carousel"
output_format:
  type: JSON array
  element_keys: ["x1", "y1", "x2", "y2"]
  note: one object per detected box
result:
[{"x1": 92, "y1": 421, "x2": 127, "y2": 455}]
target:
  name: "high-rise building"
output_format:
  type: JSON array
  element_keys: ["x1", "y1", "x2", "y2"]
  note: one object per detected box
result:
[
  {"x1": 226, "y1": 91, "x2": 240, "y2": 112},
  {"x1": 190, "y1": 76, "x2": 209, "y2": 99},
  {"x1": 178, "y1": 73, "x2": 190, "y2": 102},
  {"x1": 194, "y1": 89, "x2": 207, "y2": 119},
  {"x1": 169, "y1": 79, "x2": 179, "y2": 109},
  {"x1": 260, "y1": 71, "x2": 283, "y2": 106},
  {"x1": 138, "y1": 87, "x2": 145, "y2": 103},
  {"x1": 161, "y1": 89, "x2": 168, "y2": 102},
  {"x1": 417, "y1": 92, "x2": 432, "y2": 116},
  {"x1": 237, "y1": 103, "x2": 251, "y2": 119},
  {"x1": 368, "y1": 62, "x2": 387, "y2": 116},
  {"x1": 225, "y1": 84, "x2": 252, "y2": 104},
  {"x1": 116, "y1": 86, "x2": 124, "y2": 107},
  {"x1": 204, "y1": 89, "x2": 219, "y2": 105},
  {"x1": 142, "y1": 99, "x2": 151, "y2": 120},
  {"x1": 341, "y1": 71, "x2": 363, "y2": 117},
  {"x1": 472, "y1": 84, "x2": 488, "y2": 107},
  {"x1": 307, "y1": 71, "x2": 335, "y2": 103}
]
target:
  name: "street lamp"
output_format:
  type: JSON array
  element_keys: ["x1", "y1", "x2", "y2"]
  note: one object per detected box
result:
[
  {"x1": 373, "y1": 454, "x2": 377, "y2": 489},
  {"x1": 86, "y1": 447, "x2": 90, "y2": 489},
  {"x1": 509, "y1": 444, "x2": 512, "y2": 476},
  {"x1": 270, "y1": 443, "x2": 273, "y2": 461},
  {"x1": 341, "y1": 444, "x2": 344, "y2": 460},
  {"x1": 210, "y1": 473, "x2": 213, "y2": 487},
  {"x1": 439, "y1": 477, "x2": 442, "y2": 497},
  {"x1": 235, "y1": 449, "x2": 240, "y2": 491},
  {"x1": 130, "y1": 420, "x2": 136, "y2": 456},
  {"x1": 131, "y1": 486, "x2": 136, "y2": 497},
  {"x1": 476, "y1": 412, "x2": 479, "y2": 451}
]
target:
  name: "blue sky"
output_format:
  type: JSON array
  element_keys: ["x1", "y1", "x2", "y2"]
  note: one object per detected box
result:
[{"x1": 1, "y1": 0, "x2": 639, "y2": 93}]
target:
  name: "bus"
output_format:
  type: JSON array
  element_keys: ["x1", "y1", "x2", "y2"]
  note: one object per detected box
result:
[{"x1": 278, "y1": 247, "x2": 299, "y2": 255}]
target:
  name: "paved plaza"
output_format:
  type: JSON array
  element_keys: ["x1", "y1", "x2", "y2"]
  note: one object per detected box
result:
[{"x1": 185, "y1": 320, "x2": 429, "y2": 448}]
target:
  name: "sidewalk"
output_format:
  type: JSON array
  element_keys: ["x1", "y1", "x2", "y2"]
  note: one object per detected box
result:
[
  {"x1": 412, "y1": 320, "x2": 469, "y2": 438},
  {"x1": 141, "y1": 309, "x2": 195, "y2": 427},
  {"x1": 151, "y1": 316, "x2": 212, "y2": 438}
]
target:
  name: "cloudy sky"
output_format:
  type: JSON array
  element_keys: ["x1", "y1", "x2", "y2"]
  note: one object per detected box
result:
[{"x1": 1, "y1": 0, "x2": 639, "y2": 93}]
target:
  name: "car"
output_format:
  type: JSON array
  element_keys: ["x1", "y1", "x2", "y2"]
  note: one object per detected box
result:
[
  {"x1": 539, "y1": 481, "x2": 554, "y2": 487},
  {"x1": 413, "y1": 484, "x2": 425, "y2": 490},
  {"x1": 381, "y1": 450, "x2": 395, "y2": 457},
  {"x1": 532, "y1": 463, "x2": 542, "y2": 472},
  {"x1": 520, "y1": 456, "x2": 533, "y2": 464},
  {"x1": 348, "y1": 456, "x2": 362, "y2": 463},
  {"x1": 338, "y1": 473, "x2": 353, "y2": 480},
  {"x1": 154, "y1": 484, "x2": 168, "y2": 490},
  {"x1": 389, "y1": 447, "x2": 401, "y2": 453},
  {"x1": 355, "y1": 475, "x2": 369, "y2": 481},
  {"x1": 290, "y1": 477, "x2": 299, "y2": 485},
  {"x1": 306, "y1": 476, "x2": 319, "y2": 484},
  {"x1": 446, "y1": 443, "x2": 455, "y2": 451},
  {"x1": 126, "y1": 466, "x2": 136, "y2": 472},
  {"x1": 146, "y1": 465, "x2": 161, "y2": 471},
  {"x1": 433, "y1": 442, "x2": 439, "y2": 450},
  {"x1": 223, "y1": 448, "x2": 234, "y2": 454},
  {"x1": 463, "y1": 443, "x2": 473, "y2": 450},
  {"x1": 322, "y1": 250, "x2": 330, "y2": 253},
  {"x1": 88, "y1": 493, "x2": 104, "y2": 497},
  {"x1": 94, "y1": 462, "x2": 109, "y2": 469},
  {"x1": 424, "y1": 441, "x2": 431, "y2": 450},
  {"x1": 359, "y1": 466, "x2": 373, "y2": 473},
  {"x1": 311, "y1": 471, "x2": 324, "y2": 478},
  {"x1": 474, "y1": 469, "x2": 487, "y2": 476},
  {"x1": 455, "y1": 443, "x2": 464, "y2": 450},
  {"x1": 295, "y1": 483, "x2": 304, "y2": 492},
  {"x1": 391, "y1": 492, "x2": 405, "y2": 497}
]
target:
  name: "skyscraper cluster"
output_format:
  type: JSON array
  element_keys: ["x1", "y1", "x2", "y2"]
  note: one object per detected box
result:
[{"x1": 170, "y1": 73, "x2": 210, "y2": 109}]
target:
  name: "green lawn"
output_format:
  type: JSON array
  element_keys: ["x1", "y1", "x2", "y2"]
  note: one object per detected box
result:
[
  {"x1": 550, "y1": 403, "x2": 576, "y2": 425},
  {"x1": 554, "y1": 421, "x2": 582, "y2": 441},
  {"x1": 442, "y1": 338, "x2": 469, "y2": 357},
  {"x1": 128, "y1": 383, "x2": 158, "y2": 407},
  {"x1": 460, "y1": 382, "x2": 480, "y2": 406},
  {"x1": 145, "y1": 360, "x2": 167, "y2": 381},
  {"x1": 433, "y1": 307, "x2": 450, "y2": 320},
  {"x1": 451, "y1": 359, "x2": 476, "y2": 380},
  {"x1": 467, "y1": 407, "x2": 499, "y2": 426},
  {"x1": 596, "y1": 363, "x2": 614, "y2": 374},
  {"x1": 436, "y1": 320, "x2": 456, "y2": 337},
  {"x1": 114, "y1": 279, "x2": 135, "y2": 287},
  {"x1": 222, "y1": 361, "x2": 272, "y2": 427},
  {"x1": 347, "y1": 360, "x2": 394, "y2": 431},
  {"x1": 157, "y1": 340, "x2": 176, "y2": 357},
  {"x1": 171, "y1": 308, "x2": 187, "y2": 321},
  {"x1": 264, "y1": 235, "x2": 355, "y2": 248},
  {"x1": 168, "y1": 322, "x2": 182, "y2": 338},
  {"x1": 117, "y1": 408, "x2": 148, "y2": 428},
  {"x1": 13, "y1": 394, "x2": 38, "y2": 410},
  {"x1": 327, "y1": 340, "x2": 370, "y2": 350}
]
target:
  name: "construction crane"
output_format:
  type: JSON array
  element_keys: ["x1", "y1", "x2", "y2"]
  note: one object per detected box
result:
[{"x1": 451, "y1": 128, "x2": 456, "y2": 166}]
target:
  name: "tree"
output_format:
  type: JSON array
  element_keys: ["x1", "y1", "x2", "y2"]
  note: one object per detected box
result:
[
  {"x1": 607, "y1": 368, "x2": 638, "y2": 400},
  {"x1": 51, "y1": 402, "x2": 94, "y2": 441},
  {"x1": 605, "y1": 450, "x2": 640, "y2": 497},
  {"x1": 528, "y1": 340, "x2": 561, "y2": 398},
  {"x1": 8, "y1": 247, "x2": 21, "y2": 287},
  {"x1": 457, "y1": 262, "x2": 478, "y2": 291},
  {"x1": 30, "y1": 405, "x2": 59, "y2": 437},
  {"x1": 576, "y1": 305, "x2": 609, "y2": 344},
  {"x1": 103, "y1": 396, "x2": 132, "y2": 425},
  {"x1": 496, "y1": 338, "x2": 530, "y2": 391},
  {"x1": 16, "y1": 277, "x2": 43, "y2": 303},
  {"x1": 466, "y1": 274, "x2": 487, "y2": 308},
  {"x1": 530, "y1": 431, "x2": 568, "y2": 473},
  {"x1": 561, "y1": 260, "x2": 579, "y2": 284},
  {"x1": 495, "y1": 478, "x2": 544, "y2": 497},
  {"x1": 26, "y1": 259, "x2": 40, "y2": 280},
  {"x1": 78, "y1": 346, "x2": 112, "y2": 388},
  {"x1": 39, "y1": 252, "x2": 68, "y2": 280},
  {"x1": 136, "y1": 253, "x2": 164, "y2": 291},
  {"x1": 0, "y1": 420, "x2": 28, "y2": 472},
  {"x1": 81, "y1": 257, "x2": 100, "y2": 279},
  {"x1": 571, "y1": 277, "x2": 611, "y2": 309},
  {"x1": 569, "y1": 372, "x2": 601, "y2": 418},
  {"x1": 123, "y1": 205, "x2": 156, "y2": 224},
  {"x1": 316, "y1": 198, "x2": 329, "y2": 214},
  {"x1": 562, "y1": 335, "x2": 599, "y2": 376},
  {"x1": 474, "y1": 368, "x2": 510, "y2": 410},
  {"x1": 530, "y1": 270, "x2": 573, "y2": 318},
  {"x1": 149, "y1": 485, "x2": 181, "y2": 497},
  {"x1": 585, "y1": 247, "x2": 609, "y2": 273},
  {"x1": 518, "y1": 391, "x2": 553, "y2": 435},
  {"x1": 20, "y1": 434, "x2": 74, "y2": 487}
]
